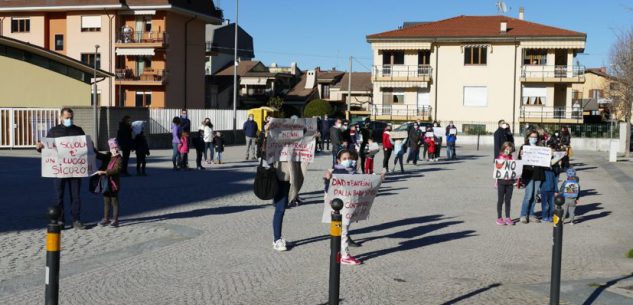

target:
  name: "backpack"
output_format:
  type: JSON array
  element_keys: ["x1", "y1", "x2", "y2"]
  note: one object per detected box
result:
[
  {"x1": 253, "y1": 159, "x2": 279, "y2": 200},
  {"x1": 562, "y1": 179, "x2": 579, "y2": 198}
]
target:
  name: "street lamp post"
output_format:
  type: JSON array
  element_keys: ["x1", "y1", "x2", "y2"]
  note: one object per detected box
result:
[
  {"x1": 93, "y1": 44, "x2": 100, "y2": 147},
  {"x1": 232, "y1": 0, "x2": 238, "y2": 140}
]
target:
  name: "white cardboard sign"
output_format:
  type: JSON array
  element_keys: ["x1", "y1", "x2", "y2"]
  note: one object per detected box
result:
[
  {"x1": 41, "y1": 135, "x2": 96, "y2": 178},
  {"x1": 522, "y1": 146, "x2": 552, "y2": 167},
  {"x1": 266, "y1": 118, "x2": 317, "y2": 163},
  {"x1": 493, "y1": 159, "x2": 523, "y2": 180},
  {"x1": 322, "y1": 174, "x2": 382, "y2": 225}
]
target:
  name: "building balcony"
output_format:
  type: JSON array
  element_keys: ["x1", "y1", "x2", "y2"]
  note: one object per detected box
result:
[
  {"x1": 115, "y1": 68, "x2": 167, "y2": 86},
  {"x1": 373, "y1": 65, "x2": 433, "y2": 82},
  {"x1": 521, "y1": 65, "x2": 585, "y2": 83},
  {"x1": 115, "y1": 31, "x2": 168, "y2": 48},
  {"x1": 519, "y1": 105, "x2": 584, "y2": 124},
  {"x1": 371, "y1": 104, "x2": 432, "y2": 121}
]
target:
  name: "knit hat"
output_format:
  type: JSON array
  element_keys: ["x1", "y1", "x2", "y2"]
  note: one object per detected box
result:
[
  {"x1": 108, "y1": 138, "x2": 119, "y2": 150},
  {"x1": 566, "y1": 168, "x2": 576, "y2": 178}
]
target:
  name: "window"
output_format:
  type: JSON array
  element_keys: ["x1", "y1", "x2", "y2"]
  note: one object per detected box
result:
[
  {"x1": 463, "y1": 86, "x2": 487, "y2": 107},
  {"x1": 54, "y1": 35, "x2": 64, "y2": 51},
  {"x1": 589, "y1": 89, "x2": 603, "y2": 99},
  {"x1": 572, "y1": 90, "x2": 582, "y2": 100},
  {"x1": 11, "y1": 17, "x2": 30, "y2": 33},
  {"x1": 522, "y1": 87, "x2": 547, "y2": 105},
  {"x1": 523, "y1": 49, "x2": 547, "y2": 65},
  {"x1": 418, "y1": 50, "x2": 431, "y2": 65},
  {"x1": 322, "y1": 84, "x2": 330, "y2": 99},
  {"x1": 81, "y1": 16, "x2": 102, "y2": 32},
  {"x1": 135, "y1": 91, "x2": 152, "y2": 107},
  {"x1": 382, "y1": 89, "x2": 405, "y2": 104},
  {"x1": 81, "y1": 53, "x2": 101, "y2": 69},
  {"x1": 145, "y1": 19, "x2": 152, "y2": 32},
  {"x1": 464, "y1": 46, "x2": 487, "y2": 65},
  {"x1": 382, "y1": 51, "x2": 404, "y2": 65}
]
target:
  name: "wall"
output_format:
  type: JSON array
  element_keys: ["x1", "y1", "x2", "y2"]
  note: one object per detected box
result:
[
  {"x1": 454, "y1": 135, "x2": 619, "y2": 152},
  {"x1": 0, "y1": 56, "x2": 91, "y2": 107},
  {"x1": 0, "y1": 14, "x2": 46, "y2": 47}
]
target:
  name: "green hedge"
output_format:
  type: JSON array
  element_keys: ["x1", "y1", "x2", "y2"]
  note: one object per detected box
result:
[{"x1": 303, "y1": 99, "x2": 332, "y2": 117}]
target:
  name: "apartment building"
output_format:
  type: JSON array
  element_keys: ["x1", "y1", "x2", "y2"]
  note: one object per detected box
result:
[
  {"x1": 366, "y1": 11, "x2": 587, "y2": 130},
  {"x1": 0, "y1": 0, "x2": 222, "y2": 108}
]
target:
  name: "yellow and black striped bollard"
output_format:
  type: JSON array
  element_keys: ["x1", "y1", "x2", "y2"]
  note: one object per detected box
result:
[
  {"x1": 329, "y1": 198, "x2": 344, "y2": 305},
  {"x1": 45, "y1": 206, "x2": 62, "y2": 305}
]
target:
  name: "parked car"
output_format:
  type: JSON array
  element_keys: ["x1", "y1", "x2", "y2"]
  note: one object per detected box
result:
[{"x1": 394, "y1": 121, "x2": 433, "y2": 132}]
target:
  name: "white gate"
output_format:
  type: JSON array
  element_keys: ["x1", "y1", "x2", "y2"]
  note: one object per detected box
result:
[
  {"x1": 0, "y1": 108, "x2": 59, "y2": 148},
  {"x1": 149, "y1": 109, "x2": 249, "y2": 134}
]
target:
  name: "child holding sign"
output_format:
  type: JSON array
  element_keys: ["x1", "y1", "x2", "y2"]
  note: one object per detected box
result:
[
  {"x1": 495, "y1": 142, "x2": 516, "y2": 226},
  {"x1": 364, "y1": 138, "x2": 380, "y2": 174},
  {"x1": 95, "y1": 139, "x2": 123, "y2": 227}
]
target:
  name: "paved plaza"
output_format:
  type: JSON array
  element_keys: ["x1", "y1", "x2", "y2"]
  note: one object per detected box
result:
[{"x1": 1, "y1": 145, "x2": 632, "y2": 305}]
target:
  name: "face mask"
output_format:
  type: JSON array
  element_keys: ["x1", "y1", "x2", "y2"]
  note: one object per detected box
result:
[
  {"x1": 350, "y1": 160, "x2": 357, "y2": 168},
  {"x1": 181, "y1": 115, "x2": 187, "y2": 119},
  {"x1": 340, "y1": 160, "x2": 352, "y2": 168},
  {"x1": 504, "y1": 150, "x2": 511, "y2": 155},
  {"x1": 529, "y1": 138, "x2": 538, "y2": 145},
  {"x1": 555, "y1": 133, "x2": 560, "y2": 137},
  {"x1": 501, "y1": 124, "x2": 508, "y2": 129},
  {"x1": 342, "y1": 125, "x2": 348, "y2": 130},
  {"x1": 63, "y1": 118, "x2": 72, "y2": 127},
  {"x1": 335, "y1": 124, "x2": 341, "y2": 128}
]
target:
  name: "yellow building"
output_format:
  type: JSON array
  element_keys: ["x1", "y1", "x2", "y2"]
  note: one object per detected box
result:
[
  {"x1": 0, "y1": 0, "x2": 222, "y2": 108},
  {"x1": 0, "y1": 35, "x2": 112, "y2": 107},
  {"x1": 367, "y1": 13, "x2": 587, "y2": 130}
]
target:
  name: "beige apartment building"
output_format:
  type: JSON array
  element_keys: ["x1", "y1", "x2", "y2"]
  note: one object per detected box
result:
[
  {"x1": 0, "y1": 0, "x2": 222, "y2": 108},
  {"x1": 366, "y1": 12, "x2": 587, "y2": 130}
]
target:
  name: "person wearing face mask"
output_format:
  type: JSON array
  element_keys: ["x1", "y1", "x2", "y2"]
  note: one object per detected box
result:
[
  {"x1": 359, "y1": 121, "x2": 372, "y2": 173},
  {"x1": 95, "y1": 138, "x2": 123, "y2": 227},
  {"x1": 495, "y1": 142, "x2": 516, "y2": 226},
  {"x1": 406, "y1": 123, "x2": 421, "y2": 165},
  {"x1": 243, "y1": 114, "x2": 259, "y2": 161},
  {"x1": 493, "y1": 119, "x2": 514, "y2": 161},
  {"x1": 382, "y1": 125, "x2": 394, "y2": 172},
  {"x1": 517, "y1": 130, "x2": 546, "y2": 224},
  {"x1": 179, "y1": 109, "x2": 191, "y2": 168},
  {"x1": 329, "y1": 119, "x2": 344, "y2": 166},
  {"x1": 35, "y1": 107, "x2": 87, "y2": 230},
  {"x1": 445, "y1": 121, "x2": 458, "y2": 160}
]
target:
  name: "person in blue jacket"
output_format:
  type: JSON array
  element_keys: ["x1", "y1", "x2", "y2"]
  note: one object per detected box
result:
[{"x1": 243, "y1": 114, "x2": 259, "y2": 160}]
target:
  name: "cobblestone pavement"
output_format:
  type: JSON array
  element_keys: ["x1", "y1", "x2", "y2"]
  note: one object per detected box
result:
[{"x1": 1, "y1": 146, "x2": 632, "y2": 305}]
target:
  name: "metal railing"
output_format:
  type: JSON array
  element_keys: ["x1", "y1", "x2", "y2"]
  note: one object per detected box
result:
[
  {"x1": 520, "y1": 106, "x2": 583, "y2": 121},
  {"x1": 0, "y1": 108, "x2": 60, "y2": 148},
  {"x1": 371, "y1": 104, "x2": 432, "y2": 120},
  {"x1": 115, "y1": 69, "x2": 167, "y2": 83},
  {"x1": 148, "y1": 109, "x2": 250, "y2": 134},
  {"x1": 521, "y1": 65, "x2": 585, "y2": 80},
  {"x1": 117, "y1": 31, "x2": 168, "y2": 44},
  {"x1": 373, "y1": 65, "x2": 433, "y2": 80}
]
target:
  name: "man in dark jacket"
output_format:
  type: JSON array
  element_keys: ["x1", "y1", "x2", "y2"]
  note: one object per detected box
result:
[
  {"x1": 35, "y1": 108, "x2": 87, "y2": 230},
  {"x1": 493, "y1": 119, "x2": 514, "y2": 160},
  {"x1": 407, "y1": 123, "x2": 422, "y2": 164},
  {"x1": 329, "y1": 118, "x2": 343, "y2": 166},
  {"x1": 243, "y1": 114, "x2": 259, "y2": 160},
  {"x1": 321, "y1": 114, "x2": 331, "y2": 151},
  {"x1": 116, "y1": 116, "x2": 133, "y2": 176},
  {"x1": 359, "y1": 120, "x2": 372, "y2": 173}
]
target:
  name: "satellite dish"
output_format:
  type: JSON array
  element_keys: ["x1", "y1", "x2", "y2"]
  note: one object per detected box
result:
[{"x1": 496, "y1": 0, "x2": 510, "y2": 15}]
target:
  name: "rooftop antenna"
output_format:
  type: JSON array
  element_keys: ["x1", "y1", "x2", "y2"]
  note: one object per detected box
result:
[{"x1": 496, "y1": 0, "x2": 510, "y2": 15}]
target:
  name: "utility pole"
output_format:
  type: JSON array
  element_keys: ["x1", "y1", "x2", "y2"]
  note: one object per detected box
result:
[
  {"x1": 232, "y1": 0, "x2": 239, "y2": 139},
  {"x1": 347, "y1": 56, "x2": 352, "y2": 119},
  {"x1": 93, "y1": 44, "x2": 100, "y2": 147}
]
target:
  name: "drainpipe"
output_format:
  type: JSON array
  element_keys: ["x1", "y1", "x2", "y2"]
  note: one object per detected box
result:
[
  {"x1": 104, "y1": 9, "x2": 115, "y2": 108},
  {"x1": 433, "y1": 41, "x2": 439, "y2": 121},
  {"x1": 512, "y1": 38, "x2": 518, "y2": 134},
  {"x1": 0, "y1": 17, "x2": 4, "y2": 36},
  {"x1": 184, "y1": 16, "x2": 197, "y2": 109}
]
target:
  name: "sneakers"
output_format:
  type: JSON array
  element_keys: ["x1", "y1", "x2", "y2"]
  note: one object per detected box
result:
[
  {"x1": 496, "y1": 218, "x2": 505, "y2": 225},
  {"x1": 273, "y1": 239, "x2": 287, "y2": 251},
  {"x1": 99, "y1": 219, "x2": 111, "y2": 226},
  {"x1": 504, "y1": 218, "x2": 514, "y2": 225},
  {"x1": 341, "y1": 255, "x2": 362, "y2": 265},
  {"x1": 531, "y1": 217, "x2": 541, "y2": 223},
  {"x1": 520, "y1": 217, "x2": 528, "y2": 224}
]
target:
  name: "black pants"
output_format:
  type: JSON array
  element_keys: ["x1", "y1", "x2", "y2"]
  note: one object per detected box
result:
[
  {"x1": 136, "y1": 153, "x2": 146, "y2": 174},
  {"x1": 407, "y1": 147, "x2": 418, "y2": 165},
  {"x1": 497, "y1": 182, "x2": 514, "y2": 218},
  {"x1": 121, "y1": 149, "x2": 131, "y2": 174},
  {"x1": 196, "y1": 150, "x2": 203, "y2": 168},
  {"x1": 54, "y1": 178, "x2": 82, "y2": 223},
  {"x1": 383, "y1": 149, "x2": 392, "y2": 171}
]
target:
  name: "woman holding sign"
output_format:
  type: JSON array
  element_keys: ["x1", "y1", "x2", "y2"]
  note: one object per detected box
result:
[{"x1": 518, "y1": 131, "x2": 546, "y2": 224}]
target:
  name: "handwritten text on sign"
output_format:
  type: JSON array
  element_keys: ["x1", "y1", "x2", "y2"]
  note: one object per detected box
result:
[
  {"x1": 322, "y1": 174, "x2": 382, "y2": 225},
  {"x1": 522, "y1": 146, "x2": 552, "y2": 167},
  {"x1": 266, "y1": 118, "x2": 317, "y2": 163},
  {"x1": 493, "y1": 159, "x2": 523, "y2": 180},
  {"x1": 41, "y1": 135, "x2": 96, "y2": 178}
]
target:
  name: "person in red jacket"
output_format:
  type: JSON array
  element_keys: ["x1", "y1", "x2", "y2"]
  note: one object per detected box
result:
[
  {"x1": 382, "y1": 125, "x2": 394, "y2": 172},
  {"x1": 424, "y1": 130, "x2": 437, "y2": 162}
]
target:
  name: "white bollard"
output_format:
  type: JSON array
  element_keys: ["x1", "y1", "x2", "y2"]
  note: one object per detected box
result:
[{"x1": 609, "y1": 141, "x2": 618, "y2": 162}]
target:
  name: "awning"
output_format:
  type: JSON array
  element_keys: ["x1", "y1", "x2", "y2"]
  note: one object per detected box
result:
[
  {"x1": 240, "y1": 77, "x2": 268, "y2": 85},
  {"x1": 372, "y1": 42, "x2": 432, "y2": 50},
  {"x1": 115, "y1": 48, "x2": 155, "y2": 56},
  {"x1": 520, "y1": 40, "x2": 585, "y2": 50},
  {"x1": 376, "y1": 81, "x2": 428, "y2": 88}
]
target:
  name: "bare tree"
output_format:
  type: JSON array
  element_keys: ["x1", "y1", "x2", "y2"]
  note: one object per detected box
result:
[{"x1": 609, "y1": 27, "x2": 633, "y2": 156}]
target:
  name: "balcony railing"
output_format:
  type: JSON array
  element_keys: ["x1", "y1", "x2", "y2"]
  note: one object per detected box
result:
[
  {"x1": 115, "y1": 68, "x2": 167, "y2": 83},
  {"x1": 521, "y1": 65, "x2": 585, "y2": 81},
  {"x1": 117, "y1": 31, "x2": 168, "y2": 44},
  {"x1": 520, "y1": 105, "x2": 584, "y2": 122},
  {"x1": 373, "y1": 65, "x2": 433, "y2": 81},
  {"x1": 372, "y1": 104, "x2": 432, "y2": 120}
]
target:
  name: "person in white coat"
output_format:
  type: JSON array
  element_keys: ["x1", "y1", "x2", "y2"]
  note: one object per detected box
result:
[{"x1": 200, "y1": 118, "x2": 214, "y2": 164}]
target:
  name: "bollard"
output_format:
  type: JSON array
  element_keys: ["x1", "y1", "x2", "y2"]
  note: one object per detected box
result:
[
  {"x1": 45, "y1": 206, "x2": 62, "y2": 305},
  {"x1": 476, "y1": 133, "x2": 480, "y2": 151},
  {"x1": 549, "y1": 196, "x2": 565, "y2": 305},
  {"x1": 328, "y1": 198, "x2": 344, "y2": 305}
]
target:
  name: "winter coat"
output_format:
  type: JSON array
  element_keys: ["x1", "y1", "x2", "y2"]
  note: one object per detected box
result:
[
  {"x1": 178, "y1": 135, "x2": 189, "y2": 153},
  {"x1": 243, "y1": 120, "x2": 258, "y2": 138},
  {"x1": 133, "y1": 133, "x2": 150, "y2": 155},
  {"x1": 493, "y1": 127, "x2": 514, "y2": 159},
  {"x1": 116, "y1": 122, "x2": 133, "y2": 151}
]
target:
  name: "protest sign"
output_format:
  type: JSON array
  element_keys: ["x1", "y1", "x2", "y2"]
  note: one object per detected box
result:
[
  {"x1": 390, "y1": 131, "x2": 408, "y2": 139},
  {"x1": 552, "y1": 151, "x2": 567, "y2": 164},
  {"x1": 433, "y1": 127, "x2": 444, "y2": 138},
  {"x1": 425, "y1": 132, "x2": 434, "y2": 138},
  {"x1": 266, "y1": 118, "x2": 318, "y2": 163},
  {"x1": 322, "y1": 174, "x2": 382, "y2": 225},
  {"x1": 42, "y1": 135, "x2": 96, "y2": 178},
  {"x1": 493, "y1": 159, "x2": 523, "y2": 180},
  {"x1": 449, "y1": 128, "x2": 457, "y2": 135},
  {"x1": 522, "y1": 146, "x2": 552, "y2": 167}
]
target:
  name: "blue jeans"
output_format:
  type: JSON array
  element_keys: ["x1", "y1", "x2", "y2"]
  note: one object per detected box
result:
[
  {"x1": 520, "y1": 179, "x2": 542, "y2": 217},
  {"x1": 172, "y1": 143, "x2": 180, "y2": 166},
  {"x1": 541, "y1": 191, "x2": 555, "y2": 220},
  {"x1": 216, "y1": 151, "x2": 223, "y2": 162},
  {"x1": 273, "y1": 181, "x2": 290, "y2": 241},
  {"x1": 204, "y1": 142, "x2": 214, "y2": 161},
  {"x1": 447, "y1": 142, "x2": 456, "y2": 160}
]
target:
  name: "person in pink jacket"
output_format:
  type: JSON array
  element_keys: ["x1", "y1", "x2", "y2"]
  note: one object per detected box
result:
[
  {"x1": 178, "y1": 131, "x2": 190, "y2": 169},
  {"x1": 495, "y1": 142, "x2": 516, "y2": 226}
]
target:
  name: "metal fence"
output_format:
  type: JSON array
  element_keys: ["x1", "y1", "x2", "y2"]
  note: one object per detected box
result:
[
  {"x1": 0, "y1": 108, "x2": 59, "y2": 148},
  {"x1": 448, "y1": 120, "x2": 618, "y2": 139},
  {"x1": 148, "y1": 109, "x2": 250, "y2": 134}
]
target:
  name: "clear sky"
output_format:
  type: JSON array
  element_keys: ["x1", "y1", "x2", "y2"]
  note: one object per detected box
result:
[{"x1": 216, "y1": 0, "x2": 633, "y2": 72}]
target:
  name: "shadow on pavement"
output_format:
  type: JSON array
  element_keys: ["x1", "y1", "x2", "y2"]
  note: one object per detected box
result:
[
  {"x1": 582, "y1": 273, "x2": 633, "y2": 305},
  {"x1": 439, "y1": 283, "x2": 502, "y2": 305},
  {"x1": 120, "y1": 204, "x2": 265, "y2": 226}
]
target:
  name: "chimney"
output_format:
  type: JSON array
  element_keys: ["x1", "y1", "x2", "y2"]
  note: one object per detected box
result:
[
  {"x1": 600, "y1": 67, "x2": 607, "y2": 74},
  {"x1": 291, "y1": 62, "x2": 297, "y2": 75},
  {"x1": 315, "y1": 66, "x2": 321, "y2": 72},
  {"x1": 305, "y1": 70, "x2": 316, "y2": 89},
  {"x1": 500, "y1": 21, "x2": 507, "y2": 34},
  {"x1": 519, "y1": 7, "x2": 525, "y2": 20}
]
